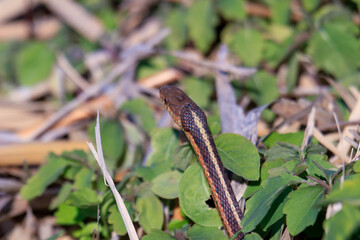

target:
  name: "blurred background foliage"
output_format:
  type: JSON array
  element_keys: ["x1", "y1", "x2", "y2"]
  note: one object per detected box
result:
[{"x1": 1, "y1": 0, "x2": 360, "y2": 240}]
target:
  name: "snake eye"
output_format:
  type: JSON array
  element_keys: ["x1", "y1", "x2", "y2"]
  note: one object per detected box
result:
[{"x1": 163, "y1": 97, "x2": 167, "y2": 104}]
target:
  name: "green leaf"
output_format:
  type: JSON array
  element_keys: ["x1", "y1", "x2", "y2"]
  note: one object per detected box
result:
[
  {"x1": 136, "y1": 166, "x2": 155, "y2": 182},
  {"x1": 67, "y1": 188, "x2": 99, "y2": 207},
  {"x1": 302, "y1": 0, "x2": 320, "y2": 12},
  {"x1": 108, "y1": 204, "x2": 127, "y2": 236},
  {"x1": 263, "y1": 131, "x2": 304, "y2": 148},
  {"x1": 325, "y1": 174, "x2": 360, "y2": 205},
  {"x1": 267, "y1": 24, "x2": 293, "y2": 43},
  {"x1": 266, "y1": 142, "x2": 301, "y2": 162},
  {"x1": 136, "y1": 195, "x2": 164, "y2": 233},
  {"x1": 20, "y1": 154, "x2": 69, "y2": 200},
  {"x1": 207, "y1": 115, "x2": 222, "y2": 136},
  {"x1": 264, "y1": 35, "x2": 295, "y2": 68},
  {"x1": 121, "y1": 98, "x2": 156, "y2": 134},
  {"x1": 74, "y1": 168, "x2": 93, "y2": 189},
  {"x1": 266, "y1": 0, "x2": 291, "y2": 24},
  {"x1": 142, "y1": 229, "x2": 177, "y2": 240},
  {"x1": 148, "y1": 161, "x2": 173, "y2": 180},
  {"x1": 307, "y1": 25, "x2": 360, "y2": 78},
  {"x1": 230, "y1": 28, "x2": 264, "y2": 67},
  {"x1": 260, "y1": 187, "x2": 292, "y2": 231},
  {"x1": 217, "y1": 0, "x2": 246, "y2": 20},
  {"x1": 187, "y1": 224, "x2": 227, "y2": 240},
  {"x1": 187, "y1": 0, "x2": 218, "y2": 53},
  {"x1": 165, "y1": 7, "x2": 187, "y2": 50},
  {"x1": 55, "y1": 203, "x2": 87, "y2": 225},
  {"x1": 314, "y1": 6, "x2": 358, "y2": 36},
  {"x1": 242, "y1": 173, "x2": 302, "y2": 232},
  {"x1": 306, "y1": 155, "x2": 336, "y2": 179},
  {"x1": 184, "y1": 77, "x2": 213, "y2": 109},
  {"x1": 304, "y1": 143, "x2": 327, "y2": 156},
  {"x1": 283, "y1": 185, "x2": 323, "y2": 235},
  {"x1": 286, "y1": 53, "x2": 299, "y2": 93},
  {"x1": 151, "y1": 170, "x2": 183, "y2": 199},
  {"x1": 354, "y1": 160, "x2": 360, "y2": 173},
  {"x1": 98, "y1": 8, "x2": 117, "y2": 31},
  {"x1": 73, "y1": 222, "x2": 102, "y2": 238},
  {"x1": 146, "y1": 128, "x2": 178, "y2": 169},
  {"x1": 324, "y1": 204, "x2": 360, "y2": 240},
  {"x1": 179, "y1": 163, "x2": 222, "y2": 227},
  {"x1": 244, "y1": 159, "x2": 285, "y2": 198},
  {"x1": 173, "y1": 143, "x2": 194, "y2": 171},
  {"x1": 15, "y1": 42, "x2": 55, "y2": 86},
  {"x1": 137, "y1": 56, "x2": 169, "y2": 79},
  {"x1": 243, "y1": 232, "x2": 263, "y2": 240},
  {"x1": 168, "y1": 219, "x2": 188, "y2": 231},
  {"x1": 246, "y1": 71, "x2": 279, "y2": 106},
  {"x1": 215, "y1": 133, "x2": 260, "y2": 180},
  {"x1": 88, "y1": 117, "x2": 125, "y2": 167},
  {"x1": 268, "y1": 221, "x2": 284, "y2": 240},
  {"x1": 49, "y1": 182, "x2": 73, "y2": 210}
]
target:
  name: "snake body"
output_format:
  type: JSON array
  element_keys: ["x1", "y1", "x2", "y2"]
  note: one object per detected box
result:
[{"x1": 159, "y1": 85, "x2": 244, "y2": 239}]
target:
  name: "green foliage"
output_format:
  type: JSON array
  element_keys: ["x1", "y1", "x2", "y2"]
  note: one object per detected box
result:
[
  {"x1": 266, "y1": 0, "x2": 291, "y2": 24},
  {"x1": 187, "y1": 224, "x2": 227, "y2": 240},
  {"x1": 179, "y1": 163, "x2": 222, "y2": 227},
  {"x1": 243, "y1": 233, "x2": 262, "y2": 240},
  {"x1": 165, "y1": 8, "x2": 187, "y2": 50},
  {"x1": 136, "y1": 195, "x2": 164, "y2": 233},
  {"x1": 184, "y1": 77, "x2": 213, "y2": 109},
  {"x1": 54, "y1": 203, "x2": 88, "y2": 225},
  {"x1": 50, "y1": 182, "x2": 73, "y2": 210},
  {"x1": 242, "y1": 173, "x2": 302, "y2": 232},
  {"x1": 217, "y1": 0, "x2": 246, "y2": 20},
  {"x1": 186, "y1": 0, "x2": 218, "y2": 53},
  {"x1": 16, "y1": 1, "x2": 360, "y2": 239},
  {"x1": 263, "y1": 131, "x2": 305, "y2": 148},
  {"x1": 121, "y1": 98, "x2": 157, "y2": 134},
  {"x1": 307, "y1": 24, "x2": 360, "y2": 79},
  {"x1": 283, "y1": 185, "x2": 323, "y2": 235},
  {"x1": 173, "y1": 143, "x2": 194, "y2": 171},
  {"x1": 146, "y1": 128, "x2": 178, "y2": 171},
  {"x1": 88, "y1": 117, "x2": 125, "y2": 168},
  {"x1": 15, "y1": 42, "x2": 55, "y2": 86},
  {"x1": 215, "y1": 133, "x2": 260, "y2": 180},
  {"x1": 286, "y1": 53, "x2": 299, "y2": 93},
  {"x1": 324, "y1": 174, "x2": 360, "y2": 206},
  {"x1": 66, "y1": 188, "x2": 99, "y2": 207},
  {"x1": 137, "y1": 56, "x2": 169, "y2": 79},
  {"x1": 151, "y1": 170, "x2": 183, "y2": 199},
  {"x1": 246, "y1": 71, "x2": 279, "y2": 106},
  {"x1": 142, "y1": 229, "x2": 177, "y2": 240},
  {"x1": 20, "y1": 154, "x2": 70, "y2": 200},
  {"x1": 108, "y1": 204, "x2": 127, "y2": 235},
  {"x1": 230, "y1": 28, "x2": 265, "y2": 67},
  {"x1": 323, "y1": 204, "x2": 360, "y2": 240}
]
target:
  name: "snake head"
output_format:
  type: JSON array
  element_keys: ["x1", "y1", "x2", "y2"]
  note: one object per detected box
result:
[{"x1": 159, "y1": 85, "x2": 191, "y2": 128}]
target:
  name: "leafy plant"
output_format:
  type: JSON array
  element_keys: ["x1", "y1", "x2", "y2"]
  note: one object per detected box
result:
[{"x1": 12, "y1": 0, "x2": 360, "y2": 239}]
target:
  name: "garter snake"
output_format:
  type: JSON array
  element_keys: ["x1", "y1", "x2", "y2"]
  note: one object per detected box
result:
[{"x1": 159, "y1": 85, "x2": 244, "y2": 239}]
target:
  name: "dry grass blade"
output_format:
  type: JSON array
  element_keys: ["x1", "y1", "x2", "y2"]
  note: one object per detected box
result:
[
  {"x1": 25, "y1": 29, "x2": 169, "y2": 141},
  {"x1": 0, "y1": 141, "x2": 88, "y2": 166},
  {"x1": 336, "y1": 94, "x2": 360, "y2": 163},
  {"x1": 43, "y1": 0, "x2": 104, "y2": 41},
  {"x1": 57, "y1": 53, "x2": 90, "y2": 90},
  {"x1": 164, "y1": 50, "x2": 257, "y2": 78},
  {"x1": 313, "y1": 128, "x2": 343, "y2": 162},
  {"x1": 325, "y1": 77, "x2": 356, "y2": 110},
  {"x1": 87, "y1": 111, "x2": 139, "y2": 240}
]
